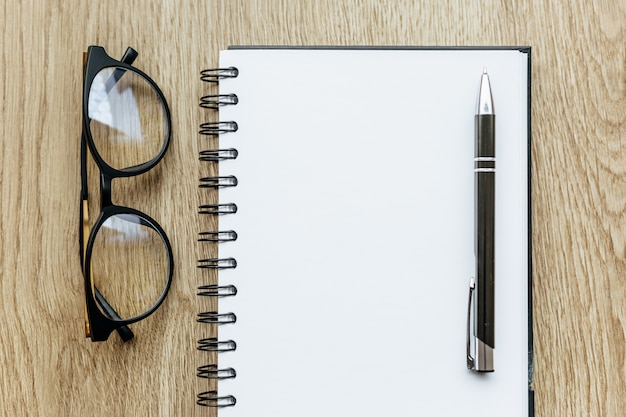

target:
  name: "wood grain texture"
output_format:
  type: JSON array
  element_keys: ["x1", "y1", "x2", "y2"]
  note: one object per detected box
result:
[{"x1": 1, "y1": 0, "x2": 624, "y2": 415}]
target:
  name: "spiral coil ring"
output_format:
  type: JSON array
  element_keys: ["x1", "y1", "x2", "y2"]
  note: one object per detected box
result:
[
  {"x1": 198, "y1": 203, "x2": 238, "y2": 215},
  {"x1": 198, "y1": 257, "x2": 237, "y2": 270},
  {"x1": 200, "y1": 93, "x2": 239, "y2": 110},
  {"x1": 200, "y1": 121, "x2": 238, "y2": 136},
  {"x1": 197, "y1": 364, "x2": 237, "y2": 380},
  {"x1": 199, "y1": 175, "x2": 238, "y2": 189},
  {"x1": 198, "y1": 230, "x2": 238, "y2": 242},
  {"x1": 198, "y1": 338, "x2": 237, "y2": 352},
  {"x1": 197, "y1": 284, "x2": 238, "y2": 297},
  {"x1": 200, "y1": 66, "x2": 239, "y2": 83},
  {"x1": 199, "y1": 148, "x2": 238, "y2": 162},
  {"x1": 198, "y1": 311, "x2": 237, "y2": 324},
  {"x1": 197, "y1": 391, "x2": 237, "y2": 408}
]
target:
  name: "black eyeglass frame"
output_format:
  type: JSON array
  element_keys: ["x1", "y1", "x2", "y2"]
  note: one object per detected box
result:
[{"x1": 80, "y1": 45, "x2": 173, "y2": 342}]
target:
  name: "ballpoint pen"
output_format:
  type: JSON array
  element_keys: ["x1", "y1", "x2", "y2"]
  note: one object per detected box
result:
[{"x1": 467, "y1": 68, "x2": 495, "y2": 372}]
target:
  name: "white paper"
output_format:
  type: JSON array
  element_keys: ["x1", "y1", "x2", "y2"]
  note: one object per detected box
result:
[{"x1": 215, "y1": 48, "x2": 530, "y2": 417}]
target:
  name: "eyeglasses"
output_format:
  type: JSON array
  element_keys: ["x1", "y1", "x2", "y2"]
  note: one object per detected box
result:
[{"x1": 80, "y1": 45, "x2": 173, "y2": 342}]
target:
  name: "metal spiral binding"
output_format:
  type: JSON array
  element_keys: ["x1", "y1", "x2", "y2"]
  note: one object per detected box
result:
[{"x1": 198, "y1": 66, "x2": 239, "y2": 409}]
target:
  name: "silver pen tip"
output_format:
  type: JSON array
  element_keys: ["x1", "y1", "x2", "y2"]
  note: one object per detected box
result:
[{"x1": 477, "y1": 69, "x2": 494, "y2": 115}]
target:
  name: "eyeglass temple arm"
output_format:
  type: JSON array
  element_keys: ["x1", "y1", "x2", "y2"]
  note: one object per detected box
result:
[
  {"x1": 94, "y1": 286, "x2": 134, "y2": 342},
  {"x1": 104, "y1": 47, "x2": 138, "y2": 93}
]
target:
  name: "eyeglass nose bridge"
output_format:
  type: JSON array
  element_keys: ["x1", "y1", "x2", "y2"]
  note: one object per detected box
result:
[
  {"x1": 95, "y1": 158, "x2": 165, "y2": 210},
  {"x1": 100, "y1": 171, "x2": 113, "y2": 208}
]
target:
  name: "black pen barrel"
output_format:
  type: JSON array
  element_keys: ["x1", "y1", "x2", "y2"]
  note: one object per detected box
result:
[{"x1": 475, "y1": 114, "x2": 496, "y2": 349}]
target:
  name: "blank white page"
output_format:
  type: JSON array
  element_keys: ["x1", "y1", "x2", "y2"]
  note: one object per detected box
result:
[{"x1": 216, "y1": 47, "x2": 530, "y2": 417}]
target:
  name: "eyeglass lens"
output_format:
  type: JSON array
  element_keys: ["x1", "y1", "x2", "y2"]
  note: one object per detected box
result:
[
  {"x1": 91, "y1": 213, "x2": 169, "y2": 320},
  {"x1": 88, "y1": 67, "x2": 168, "y2": 171}
]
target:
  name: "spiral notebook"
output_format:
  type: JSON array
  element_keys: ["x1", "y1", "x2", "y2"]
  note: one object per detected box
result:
[{"x1": 198, "y1": 47, "x2": 532, "y2": 416}]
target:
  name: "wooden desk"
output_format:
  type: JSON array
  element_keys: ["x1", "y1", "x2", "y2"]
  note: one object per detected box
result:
[{"x1": 1, "y1": 1, "x2": 624, "y2": 415}]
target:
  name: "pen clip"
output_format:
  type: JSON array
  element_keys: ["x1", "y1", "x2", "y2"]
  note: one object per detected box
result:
[{"x1": 466, "y1": 277, "x2": 476, "y2": 370}]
